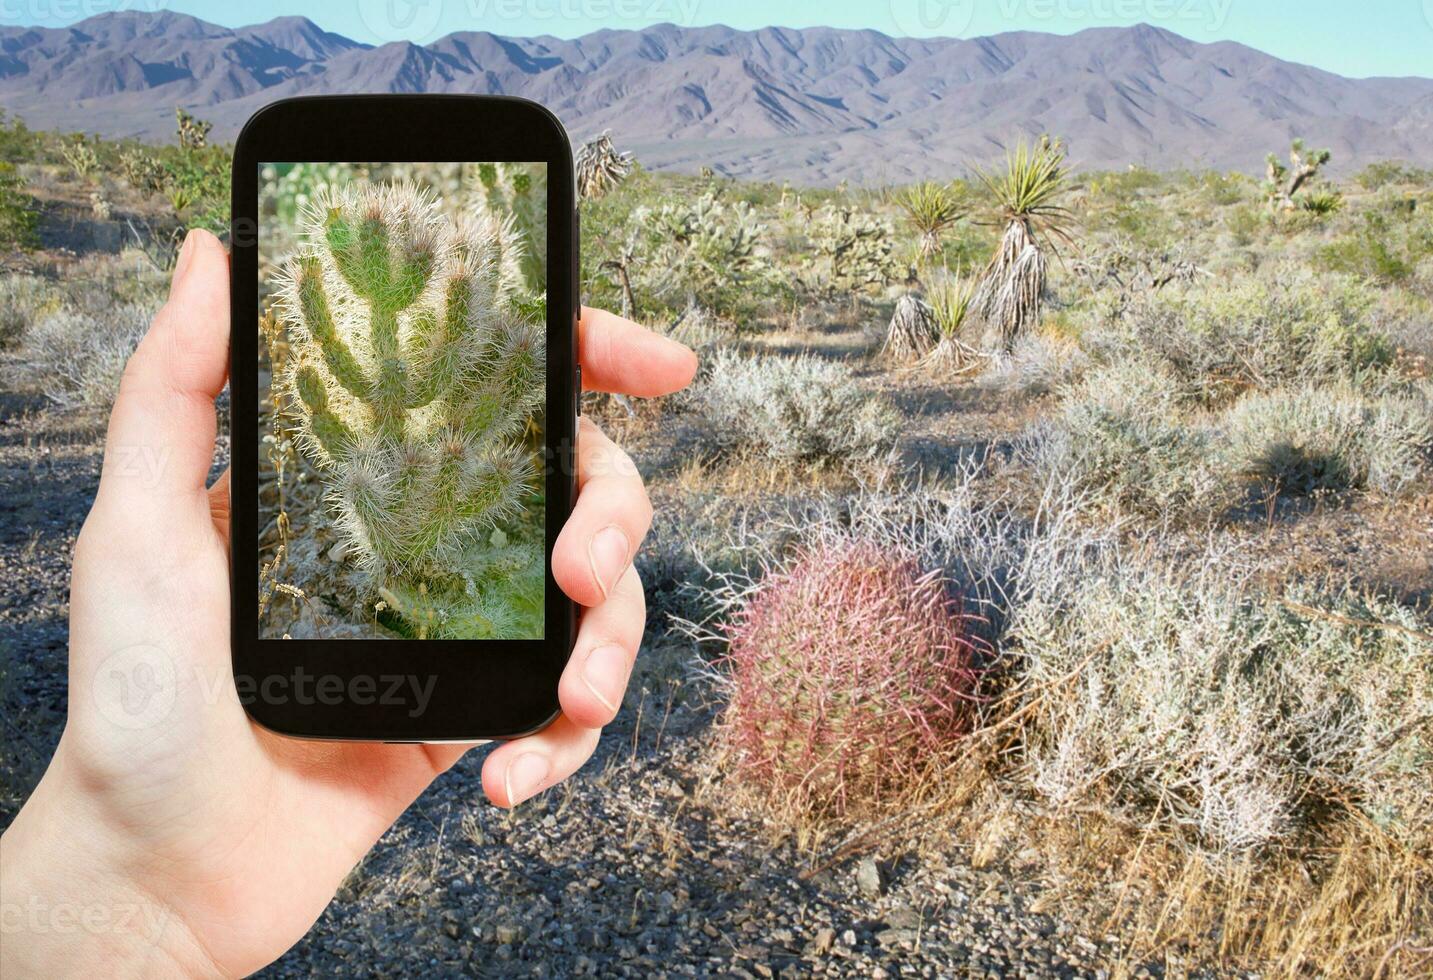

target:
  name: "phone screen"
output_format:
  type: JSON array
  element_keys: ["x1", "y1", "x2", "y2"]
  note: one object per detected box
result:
[{"x1": 256, "y1": 162, "x2": 549, "y2": 642}]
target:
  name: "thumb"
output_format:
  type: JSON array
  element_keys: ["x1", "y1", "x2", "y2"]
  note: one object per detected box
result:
[{"x1": 94, "y1": 229, "x2": 230, "y2": 517}]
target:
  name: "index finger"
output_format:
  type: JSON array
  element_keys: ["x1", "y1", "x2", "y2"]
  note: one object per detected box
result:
[{"x1": 578, "y1": 306, "x2": 697, "y2": 397}]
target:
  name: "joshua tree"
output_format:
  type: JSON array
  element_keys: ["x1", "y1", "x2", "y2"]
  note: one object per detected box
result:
[
  {"x1": 896, "y1": 181, "x2": 964, "y2": 264},
  {"x1": 276, "y1": 180, "x2": 546, "y2": 639},
  {"x1": 971, "y1": 135, "x2": 1073, "y2": 351},
  {"x1": 464, "y1": 161, "x2": 547, "y2": 297},
  {"x1": 575, "y1": 130, "x2": 634, "y2": 201},
  {"x1": 1266, "y1": 138, "x2": 1331, "y2": 211},
  {"x1": 175, "y1": 106, "x2": 212, "y2": 150}
]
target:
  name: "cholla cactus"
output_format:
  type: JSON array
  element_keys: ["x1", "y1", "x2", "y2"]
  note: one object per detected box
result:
[
  {"x1": 276, "y1": 180, "x2": 546, "y2": 639},
  {"x1": 575, "y1": 131, "x2": 634, "y2": 200},
  {"x1": 119, "y1": 148, "x2": 167, "y2": 194},
  {"x1": 633, "y1": 189, "x2": 777, "y2": 314},
  {"x1": 808, "y1": 205, "x2": 898, "y2": 295},
  {"x1": 464, "y1": 162, "x2": 547, "y2": 296},
  {"x1": 60, "y1": 136, "x2": 99, "y2": 182}
]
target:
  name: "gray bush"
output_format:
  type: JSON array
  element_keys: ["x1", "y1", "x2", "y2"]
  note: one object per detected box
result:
[
  {"x1": 1221, "y1": 384, "x2": 1433, "y2": 496},
  {"x1": 8, "y1": 304, "x2": 153, "y2": 410},
  {"x1": 1023, "y1": 360, "x2": 1219, "y2": 515},
  {"x1": 1094, "y1": 267, "x2": 1394, "y2": 404},
  {"x1": 0, "y1": 273, "x2": 59, "y2": 351},
  {"x1": 687, "y1": 347, "x2": 899, "y2": 465}
]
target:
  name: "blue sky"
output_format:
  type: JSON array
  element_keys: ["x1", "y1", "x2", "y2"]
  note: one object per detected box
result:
[{"x1": 25, "y1": 0, "x2": 1433, "y2": 78}]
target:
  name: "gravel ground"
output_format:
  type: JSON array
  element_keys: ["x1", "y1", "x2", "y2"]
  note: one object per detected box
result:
[{"x1": 2, "y1": 391, "x2": 1233, "y2": 978}]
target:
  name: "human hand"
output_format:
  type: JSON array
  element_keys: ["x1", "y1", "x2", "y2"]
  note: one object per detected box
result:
[{"x1": 0, "y1": 230, "x2": 696, "y2": 976}]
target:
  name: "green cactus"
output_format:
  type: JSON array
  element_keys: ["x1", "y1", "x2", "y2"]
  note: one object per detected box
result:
[
  {"x1": 276, "y1": 179, "x2": 546, "y2": 639},
  {"x1": 464, "y1": 162, "x2": 547, "y2": 297}
]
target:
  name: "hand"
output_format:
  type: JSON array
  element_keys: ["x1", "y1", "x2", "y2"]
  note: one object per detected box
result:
[{"x1": 0, "y1": 230, "x2": 696, "y2": 976}]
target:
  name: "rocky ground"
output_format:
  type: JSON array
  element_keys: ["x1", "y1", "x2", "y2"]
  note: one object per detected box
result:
[{"x1": 0, "y1": 373, "x2": 1245, "y2": 978}]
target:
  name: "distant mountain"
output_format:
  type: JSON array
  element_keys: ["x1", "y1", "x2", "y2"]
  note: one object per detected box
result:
[{"x1": 2, "y1": 11, "x2": 1430, "y2": 183}]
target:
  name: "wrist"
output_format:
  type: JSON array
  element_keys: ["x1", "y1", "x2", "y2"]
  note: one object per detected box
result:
[{"x1": 1, "y1": 746, "x2": 222, "y2": 978}]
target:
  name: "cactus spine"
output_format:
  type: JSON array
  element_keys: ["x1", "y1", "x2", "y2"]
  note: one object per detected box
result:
[
  {"x1": 277, "y1": 180, "x2": 546, "y2": 639},
  {"x1": 464, "y1": 162, "x2": 547, "y2": 297}
]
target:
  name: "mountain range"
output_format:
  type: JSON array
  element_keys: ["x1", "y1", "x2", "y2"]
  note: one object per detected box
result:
[{"x1": 1, "y1": 11, "x2": 1430, "y2": 183}]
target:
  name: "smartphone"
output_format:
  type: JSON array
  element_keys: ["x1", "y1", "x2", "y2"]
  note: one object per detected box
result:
[{"x1": 230, "y1": 95, "x2": 578, "y2": 741}]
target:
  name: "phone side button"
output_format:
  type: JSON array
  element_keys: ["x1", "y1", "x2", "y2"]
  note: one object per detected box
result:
[{"x1": 574, "y1": 363, "x2": 582, "y2": 425}]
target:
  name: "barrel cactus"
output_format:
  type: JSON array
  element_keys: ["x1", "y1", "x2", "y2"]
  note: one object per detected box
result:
[{"x1": 276, "y1": 179, "x2": 546, "y2": 639}]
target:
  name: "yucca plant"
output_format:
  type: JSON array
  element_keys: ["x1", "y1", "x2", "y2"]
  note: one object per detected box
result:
[
  {"x1": 922, "y1": 266, "x2": 983, "y2": 372},
  {"x1": 883, "y1": 293, "x2": 938, "y2": 360},
  {"x1": 972, "y1": 135, "x2": 1074, "y2": 351},
  {"x1": 1301, "y1": 189, "x2": 1344, "y2": 216},
  {"x1": 896, "y1": 181, "x2": 964, "y2": 264},
  {"x1": 575, "y1": 130, "x2": 634, "y2": 201}
]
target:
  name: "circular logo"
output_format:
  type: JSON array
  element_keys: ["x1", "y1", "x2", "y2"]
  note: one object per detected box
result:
[
  {"x1": 888, "y1": 0, "x2": 978, "y2": 38},
  {"x1": 92, "y1": 645, "x2": 177, "y2": 731},
  {"x1": 358, "y1": 0, "x2": 447, "y2": 44}
]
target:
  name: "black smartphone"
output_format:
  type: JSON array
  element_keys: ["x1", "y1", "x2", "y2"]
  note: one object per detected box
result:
[{"x1": 230, "y1": 95, "x2": 578, "y2": 741}]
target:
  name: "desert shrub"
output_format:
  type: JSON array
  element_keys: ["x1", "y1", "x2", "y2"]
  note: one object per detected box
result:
[
  {"x1": 1316, "y1": 209, "x2": 1433, "y2": 285},
  {"x1": 0, "y1": 273, "x2": 59, "y2": 350},
  {"x1": 1099, "y1": 268, "x2": 1394, "y2": 404},
  {"x1": 1025, "y1": 361, "x2": 1217, "y2": 515},
  {"x1": 1011, "y1": 543, "x2": 1433, "y2": 852},
  {"x1": 1355, "y1": 161, "x2": 1432, "y2": 191},
  {"x1": 1221, "y1": 385, "x2": 1433, "y2": 496},
  {"x1": 711, "y1": 537, "x2": 982, "y2": 821},
  {"x1": 687, "y1": 348, "x2": 898, "y2": 465},
  {"x1": 980, "y1": 331, "x2": 1086, "y2": 395},
  {"x1": 0, "y1": 161, "x2": 39, "y2": 252},
  {"x1": 6, "y1": 304, "x2": 152, "y2": 409}
]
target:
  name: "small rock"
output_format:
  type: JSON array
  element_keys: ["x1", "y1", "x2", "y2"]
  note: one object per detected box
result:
[
  {"x1": 855, "y1": 857, "x2": 885, "y2": 897},
  {"x1": 813, "y1": 927, "x2": 836, "y2": 954}
]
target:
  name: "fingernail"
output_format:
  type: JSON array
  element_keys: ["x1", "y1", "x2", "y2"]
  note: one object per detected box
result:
[
  {"x1": 581, "y1": 644, "x2": 627, "y2": 715},
  {"x1": 503, "y1": 753, "x2": 550, "y2": 806},
  {"x1": 587, "y1": 525, "x2": 631, "y2": 600},
  {"x1": 171, "y1": 230, "x2": 199, "y2": 287}
]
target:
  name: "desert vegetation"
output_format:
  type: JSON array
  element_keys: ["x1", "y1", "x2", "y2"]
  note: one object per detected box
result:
[{"x1": 3, "y1": 111, "x2": 1431, "y2": 976}]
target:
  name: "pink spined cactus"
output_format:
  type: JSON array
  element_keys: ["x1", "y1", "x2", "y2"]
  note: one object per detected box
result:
[{"x1": 718, "y1": 538, "x2": 984, "y2": 821}]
